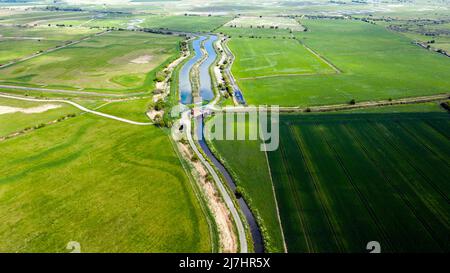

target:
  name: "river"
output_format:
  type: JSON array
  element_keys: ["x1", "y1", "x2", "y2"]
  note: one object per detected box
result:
[
  {"x1": 179, "y1": 34, "x2": 264, "y2": 253},
  {"x1": 179, "y1": 36, "x2": 207, "y2": 104}
]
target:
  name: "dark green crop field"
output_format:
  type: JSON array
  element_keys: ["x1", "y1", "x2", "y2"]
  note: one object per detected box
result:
[{"x1": 269, "y1": 113, "x2": 450, "y2": 252}]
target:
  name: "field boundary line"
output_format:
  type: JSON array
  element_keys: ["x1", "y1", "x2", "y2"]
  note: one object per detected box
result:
[
  {"x1": 295, "y1": 39, "x2": 342, "y2": 74},
  {"x1": 263, "y1": 147, "x2": 288, "y2": 253},
  {"x1": 210, "y1": 93, "x2": 450, "y2": 113},
  {"x1": 0, "y1": 93, "x2": 153, "y2": 126}
]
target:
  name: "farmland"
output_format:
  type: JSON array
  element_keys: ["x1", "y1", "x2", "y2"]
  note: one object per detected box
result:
[
  {"x1": 229, "y1": 37, "x2": 334, "y2": 79},
  {"x1": 208, "y1": 114, "x2": 285, "y2": 252},
  {"x1": 216, "y1": 26, "x2": 293, "y2": 38},
  {"x1": 0, "y1": 113, "x2": 213, "y2": 252},
  {"x1": 230, "y1": 19, "x2": 450, "y2": 106},
  {"x1": 268, "y1": 112, "x2": 450, "y2": 252},
  {"x1": 0, "y1": 31, "x2": 182, "y2": 93},
  {"x1": 1, "y1": 0, "x2": 449, "y2": 256},
  {"x1": 140, "y1": 15, "x2": 232, "y2": 33},
  {"x1": 209, "y1": 108, "x2": 450, "y2": 253},
  {"x1": 224, "y1": 16, "x2": 305, "y2": 32},
  {"x1": 0, "y1": 26, "x2": 99, "y2": 65},
  {"x1": 99, "y1": 98, "x2": 151, "y2": 122},
  {"x1": 0, "y1": 97, "x2": 79, "y2": 136},
  {"x1": 0, "y1": 11, "x2": 89, "y2": 25}
]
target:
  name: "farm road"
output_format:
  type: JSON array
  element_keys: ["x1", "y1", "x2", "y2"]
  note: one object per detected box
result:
[{"x1": 0, "y1": 93, "x2": 153, "y2": 126}]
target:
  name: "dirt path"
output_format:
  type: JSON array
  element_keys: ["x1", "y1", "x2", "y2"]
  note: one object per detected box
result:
[{"x1": 0, "y1": 93, "x2": 153, "y2": 126}]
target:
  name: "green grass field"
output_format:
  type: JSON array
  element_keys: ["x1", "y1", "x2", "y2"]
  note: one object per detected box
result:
[
  {"x1": 231, "y1": 19, "x2": 450, "y2": 106},
  {"x1": 0, "y1": 11, "x2": 87, "y2": 25},
  {"x1": 229, "y1": 37, "x2": 334, "y2": 79},
  {"x1": 268, "y1": 112, "x2": 450, "y2": 252},
  {"x1": 224, "y1": 16, "x2": 305, "y2": 32},
  {"x1": 216, "y1": 26, "x2": 293, "y2": 38},
  {"x1": 50, "y1": 13, "x2": 141, "y2": 29},
  {"x1": 0, "y1": 97, "x2": 80, "y2": 136},
  {"x1": 140, "y1": 15, "x2": 232, "y2": 33},
  {"x1": 99, "y1": 98, "x2": 151, "y2": 122},
  {"x1": 0, "y1": 113, "x2": 213, "y2": 252},
  {"x1": 0, "y1": 26, "x2": 99, "y2": 65},
  {"x1": 378, "y1": 19, "x2": 450, "y2": 53},
  {"x1": 0, "y1": 31, "x2": 181, "y2": 93}
]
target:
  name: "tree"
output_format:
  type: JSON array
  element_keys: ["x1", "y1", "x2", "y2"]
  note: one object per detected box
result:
[
  {"x1": 191, "y1": 153, "x2": 199, "y2": 162},
  {"x1": 154, "y1": 114, "x2": 165, "y2": 127},
  {"x1": 349, "y1": 99, "x2": 356, "y2": 105},
  {"x1": 154, "y1": 99, "x2": 165, "y2": 111}
]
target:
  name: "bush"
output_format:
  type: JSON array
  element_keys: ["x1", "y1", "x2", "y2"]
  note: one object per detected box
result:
[
  {"x1": 154, "y1": 99, "x2": 165, "y2": 111},
  {"x1": 235, "y1": 186, "x2": 243, "y2": 199},
  {"x1": 191, "y1": 153, "x2": 199, "y2": 162},
  {"x1": 154, "y1": 114, "x2": 165, "y2": 127},
  {"x1": 34, "y1": 123, "x2": 46, "y2": 129},
  {"x1": 155, "y1": 71, "x2": 167, "y2": 82},
  {"x1": 349, "y1": 99, "x2": 356, "y2": 105},
  {"x1": 204, "y1": 174, "x2": 213, "y2": 183}
]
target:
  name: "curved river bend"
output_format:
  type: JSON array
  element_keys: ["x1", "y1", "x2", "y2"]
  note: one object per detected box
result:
[
  {"x1": 179, "y1": 36, "x2": 207, "y2": 104},
  {"x1": 179, "y1": 35, "x2": 264, "y2": 253}
]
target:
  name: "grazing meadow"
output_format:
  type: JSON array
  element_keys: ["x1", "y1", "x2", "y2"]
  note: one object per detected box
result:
[
  {"x1": 225, "y1": 16, "x2": 305, "y2": 32},
  {"x1": 0, "y1": 113, "x2": 214, "y2": 252},
  {"x1": 0, "y1": 26, "x2": 99, "y2": 65},
  {"x1": 229, "y1": 37, "x2": 334, "y2": 79},
  {"x1": 0, "y1": 31, "x2": 182, "y2": 93},
  {"x1": 140, "y1": 15, "x2": 232, "y2": 33},
  {"x1": 0, "y1": 97, "x2": 79, "y2": 136}
]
